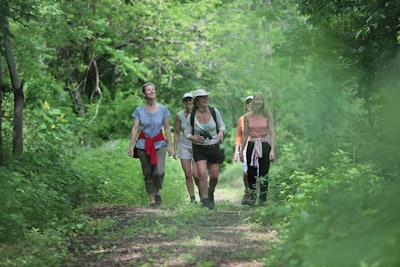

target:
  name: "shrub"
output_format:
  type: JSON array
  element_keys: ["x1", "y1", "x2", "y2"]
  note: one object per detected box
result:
[
  {"x1": 278, "y1": 151, "x2": 398, "y2": 267},
  {"x1": 0, "y1": 143, "x2": 102, "y2": 243}
]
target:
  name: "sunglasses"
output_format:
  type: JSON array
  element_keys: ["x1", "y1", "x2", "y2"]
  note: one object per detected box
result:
[{"x1": 183, "y1": 98, "x2": 193, "y2": 102}]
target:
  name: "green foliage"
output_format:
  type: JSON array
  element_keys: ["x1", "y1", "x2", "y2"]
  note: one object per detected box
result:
[
  {"x1": 0, "y1": 0, "x2": 37, "y2": 27},
  {"x1": 283, "y1": 181, "x2": 400, "y2": 267},
  {"x1": 291, "y1": 0, "x2": 400, "y2": 179},
  {"x1": 0, "y1": 108, "x2": 103, "y2": 243},
  {"x1": 0, "y1": 170, "x2": 27, "y2": 242},
  {"x1": 69, "y1": 139, "x2": 187, "y2": 206},
  {"x1": 23, "y1": 76, "x2": 69, "y2": 109},
  {"x1": 0, "y1": 228, "x2": 70, "y2": 267},
  {"x1": 89, "y1": 91, "x2": 143, "y2": 139},
  {"x1": 1, "y1": 0, "x2": 399, "y2": 265},
  {"x1": 0, "y1": 143, "x2": 103, "y2": 242},
  {"x1": 267, "y1": 142, "x2": 310, "y2": 205},
  {"x1": 267, "y1": 150, "x2": 396, "y2": 267}
]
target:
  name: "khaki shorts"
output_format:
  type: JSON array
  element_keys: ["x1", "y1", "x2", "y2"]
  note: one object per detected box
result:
[{"x1": 178, "y1": 142, "x2": 194, "y2": 160}]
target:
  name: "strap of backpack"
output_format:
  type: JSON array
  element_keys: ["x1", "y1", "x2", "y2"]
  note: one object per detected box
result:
[
  {"x1": 209, "y1": 106, "x2": 219, "y2": 133},
  {"x1": 190, "y1": 107, "x2": 197, "y2": 135},
  {"x1": 191, "y1": 106, "x2": 219, "y2": 135}
]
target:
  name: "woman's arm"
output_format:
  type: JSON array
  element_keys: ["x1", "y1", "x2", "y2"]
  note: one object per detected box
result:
[
  {"x1": 234, "y1": 116, "x2": 243, "y2": 162},
  {"x1": 268, "y1": 113, "x2": 275, "y2": 161},
  {"x1": 164, "y1": 117, "x2": 173, "y2": 156},
  {"x1": 128, "y1": 118, "x2": 140, "y2": 157},
  {"x1": 215, "y1": 108, "x2": 226, "y2": 143},
  {"x1": 173, "y1": 113, "x2": 181, "y2": 159},
  {"x1": 239, "y1": 113, "x2": 249, "y2": 162}
]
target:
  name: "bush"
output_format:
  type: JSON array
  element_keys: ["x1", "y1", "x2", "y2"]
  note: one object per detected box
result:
[
  {"x1": 0, "y1": 143, "x2": 102, "y2": 243},
  {"x1": 277, "y1": 151, "x2": 398, "y2": 267}
]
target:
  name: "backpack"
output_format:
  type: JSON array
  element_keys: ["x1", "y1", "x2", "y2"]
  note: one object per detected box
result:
[{"x1": 190, "y1": 106, "x2": 218, "y2": 134}]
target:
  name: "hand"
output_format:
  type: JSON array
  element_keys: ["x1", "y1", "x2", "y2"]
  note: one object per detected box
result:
[
  {"x1": 167, "y1": 146, "x2": 173, "y2": 157},
  {"x1": 173, "y1": 151, "x2": 178, "y2": 160},
  {"x1": 239, "y1": 152, "x2": 244, "y2": 162},
  {"x1": 193, "y1": 135, "x2": 205, "y2": 143},
  {"x1": 269, "y1": 151, "x2": 275, "y2": 162},
  {"x1": 128, "y1": 147, "x2": 134, "y2": 158},
  {"x1": 217, "y1": 132, "x2": 224, "y2": 143},
  {"x1": 233, "y1": 152, "x2": 239, "y2": 162}
]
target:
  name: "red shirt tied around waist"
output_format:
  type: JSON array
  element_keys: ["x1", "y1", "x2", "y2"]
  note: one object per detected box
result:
[
  {"x1": 128, "y1": 82, "x2": 172, "y2": 208},
  {"x1": 137, "y1": 130, "x2": 165, "y2": 165}
]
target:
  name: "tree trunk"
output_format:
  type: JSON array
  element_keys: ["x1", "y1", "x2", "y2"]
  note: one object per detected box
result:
[
  {"x1": 3, "y1": 17, "x2": 24, "y2": 155},
  {"x1": 0, "y1": 53, "x2": 3, "y2": 163}
]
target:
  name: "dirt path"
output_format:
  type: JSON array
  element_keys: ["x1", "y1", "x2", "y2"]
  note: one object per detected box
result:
[
  {"x1": 63, "y1": 179, "x2": 278, "y2": 267},
  {"x1": 64, "y1": 204, "x2": 278, "y2": 267}
]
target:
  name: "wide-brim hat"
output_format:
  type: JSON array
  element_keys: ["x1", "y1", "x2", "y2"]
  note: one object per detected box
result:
[
  {"x1": 193, "y1": 89, "x2": 211, "y2": 98},
  {"x1": 245, "y1": 95, "x2": 253, "y2": 102},
  {"x1": 182, "y1": 93, "x2": 193, "y2": 99}
]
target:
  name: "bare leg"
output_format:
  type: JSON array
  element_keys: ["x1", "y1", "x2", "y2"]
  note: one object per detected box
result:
[
  {"x1": 181, "y1": 159, "x2": 195, "y2": 199},
  {"x1": 195, "y1": 159, "x2": 209, "y2": 199},
  {"x1": 208, "y1": 162, "x2": 220, "y2": 209}
]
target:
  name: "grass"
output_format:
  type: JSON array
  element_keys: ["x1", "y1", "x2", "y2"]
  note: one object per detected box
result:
[{"x1": 0, "y1": 139, "x2": 276, "y2": 266}]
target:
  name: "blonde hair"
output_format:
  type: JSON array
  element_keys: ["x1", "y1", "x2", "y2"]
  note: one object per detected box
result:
[{"x1": 251, "y1": 92, "x2": 272, "y2": 120}]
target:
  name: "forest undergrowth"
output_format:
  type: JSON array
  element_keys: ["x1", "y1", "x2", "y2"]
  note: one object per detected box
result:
[{"x1": 1, "y1": 141, "x2": 399, "y2": 267}]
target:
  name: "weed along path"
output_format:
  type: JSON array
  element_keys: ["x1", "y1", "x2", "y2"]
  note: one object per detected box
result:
[{"x1": 64, "y1": 184, "x2": 278, "y2": 266}]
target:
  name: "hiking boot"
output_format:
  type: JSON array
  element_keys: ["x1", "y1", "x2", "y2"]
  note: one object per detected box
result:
[
  {"x1": 155, "y1": 194, "x2": 162, "y2": 206},
  {"x1": 241, "y1": 192, "x2": 249, "y2": 205},
  {"x1": 201, "y1": 198, "x2": 212, "y2": 210},
  {"x1": 244, "y1": 192, "x2": 256, "y2": 206},
  {"x1": 242, "y1": 198, "x2": 254, "y2": 206},
  {"x1": 208, "y1": 190, "x2": 215, "y2": 209},
  {"x1": 259, "y1": 191, "x2": 267, "y2": 206},
  {"x1": 190, "y1": 196, "x2": 197, "y2": 204},
  {"x1": 149, "y1": 202, "x2": 157, "y2": 208}
]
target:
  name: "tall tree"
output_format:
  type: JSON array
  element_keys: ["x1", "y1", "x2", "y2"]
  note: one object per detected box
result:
[
  {"x1": 0, "y1": 0, "x2": 37, "y2": 156},
  {"x1": 2, "y1": 18, "x2": 23, "y2": 155}
]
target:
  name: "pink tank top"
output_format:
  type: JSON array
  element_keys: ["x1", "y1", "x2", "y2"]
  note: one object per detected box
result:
[{"x1": 248, "y1": 114, "x2": 269, "y2": 138}]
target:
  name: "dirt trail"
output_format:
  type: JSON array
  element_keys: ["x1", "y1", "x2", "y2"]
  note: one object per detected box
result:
[{"x1": 63, "y1": 182, "x2": 278, "y2": 266}]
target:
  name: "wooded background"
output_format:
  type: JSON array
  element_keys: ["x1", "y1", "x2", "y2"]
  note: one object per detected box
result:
[{"x1": 1, "y1": 0, "x2": 399, "y2": 266}]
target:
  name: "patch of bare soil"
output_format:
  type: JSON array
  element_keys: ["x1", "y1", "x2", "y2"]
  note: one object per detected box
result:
[{"x1": 64, "y1": 204, "x2": 278, "y2": 267}]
